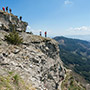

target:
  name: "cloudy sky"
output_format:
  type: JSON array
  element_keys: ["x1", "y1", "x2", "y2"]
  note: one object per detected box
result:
[{"x1": 1, "y1": 0, "x2": 90, "y2": 40}]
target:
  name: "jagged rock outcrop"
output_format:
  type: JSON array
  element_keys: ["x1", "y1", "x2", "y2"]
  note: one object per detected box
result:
[
  {"x1": 0, "y1": 30, "x2": 65, "y2": 90},
  {"x1": 0, "y1": 10, "x2": 28, "y2": 32}
]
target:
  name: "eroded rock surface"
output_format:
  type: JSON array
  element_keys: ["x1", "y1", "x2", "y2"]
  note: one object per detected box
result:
[
  {"x1": 0, "y1": 30, "x2": 65, "y2": 90},
  {"x1": 0, "y1": 10, "x2": 28, "y2": 32}
]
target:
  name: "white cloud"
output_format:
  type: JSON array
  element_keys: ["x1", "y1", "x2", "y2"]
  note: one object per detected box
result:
[
  {"x1": 26, "y1": 25, "x2": 90, "y2": 38},
  {"x1": 64, "y1": 0, "x2": 73, "y2": 5},
  {"x1": 26, "y1": 26, "x2": 31, "y2": 32},
  {"x1": 26, "y1": 26, "x2": 41, "y2": 35},
  {"x1": 65, "y1": 26, "x2": 90, "y2": 35},
  {"x1": 70, "y1": 26, "x2": 90, "y2": 31},
  {"x1": 26, "y1": 25, "x2": 49, "y2": 36}
]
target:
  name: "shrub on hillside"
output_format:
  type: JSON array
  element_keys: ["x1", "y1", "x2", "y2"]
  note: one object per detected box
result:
[
  {"x1": 13, "y1": 74, "x2": 19, "y2": 85},
  {"x1": 5, "y1": 30, "x2": 23, "y2": 45}
]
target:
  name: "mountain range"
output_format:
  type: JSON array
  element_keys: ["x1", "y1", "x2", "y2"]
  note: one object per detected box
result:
[
  {"x1": 54, "y1": 36, "x2": 90, "y2": 84},
  {"x1": 66, "y1": 35, "x2": 90, "y2": 41}
]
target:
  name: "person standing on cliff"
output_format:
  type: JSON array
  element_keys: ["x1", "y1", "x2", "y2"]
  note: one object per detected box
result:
[
  {"x1": 20, "y1": 16, "x2": 22, "y2": 21},
  {"x1": 6, "y1": 6, "x2": 8, "y2": 12},
  {"x1": 40, "y1": 31, "x2": 42, "y2": 36},
  {"x1": 45, "y1": 31, "x2": 47, "y2": 37},
  {"x1": 2, "y1": 7, "x2": 5, "y2": 12},
  {"x1": 9, "y1": 8, "x2": 12, "y2": 13}
]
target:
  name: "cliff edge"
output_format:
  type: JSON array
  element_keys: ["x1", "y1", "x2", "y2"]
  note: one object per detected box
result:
[
  {"x1": 0, "y1": 10, "x2": 86, "y2": 90},
  {"x1": 0, "y1": 30, "x2": 66, "y2": 90},
  {"x1": 0, "y1": 10, "x2": 28, "y2": 32}
]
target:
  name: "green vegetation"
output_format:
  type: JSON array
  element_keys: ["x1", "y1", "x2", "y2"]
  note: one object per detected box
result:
[
  {"x1": 0, "y1": 75, "x2": 12, "y2": 90},
  {"x1": 5, "y1": 30, "x2": 23, "y2": 45},
  {"x1": 61, "y1": 71, "x2": 85, "y2": 90},
  {"x1": 8, "y1": 71, "x2": 14, "y2": 75},
  {"x1": 0, "y1": 72, "x2": 36, "y2": 90},
  {"x1": 13, "y1": 74, "x2": 19, "y2": 85},
  {"x1": 54, "y1": 36, "x2": 90, "y2": 82}
]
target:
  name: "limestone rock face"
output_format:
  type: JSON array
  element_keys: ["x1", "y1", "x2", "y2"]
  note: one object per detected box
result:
[
  {"x1": 0, "y1": 10, "x2": 28, "y2": 32},
  {"x1": 0, "y1": 30, "x2": 65, "y2": 90}
]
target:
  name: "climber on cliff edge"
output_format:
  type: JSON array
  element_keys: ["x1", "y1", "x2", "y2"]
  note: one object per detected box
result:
[
  {"x1": 40, "y1": 31, "x2": 42, "y2": 36},
  {"x1": 2, "y1": 7, "x2": 5, "y2": 12},
  {"x1": 20, "y1": 16, "x2": 22, "y2": 21},
  {"x1": 45, "y1": 31, "x2": 47, "y2": 37},
  {"x1": 9, "y1": 8, "x2": 12, "y2": 13},
  {"x1": 6, "y1": 6, "x2": 8, "y2": 12}
]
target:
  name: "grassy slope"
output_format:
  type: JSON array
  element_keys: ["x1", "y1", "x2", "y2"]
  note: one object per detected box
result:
[
  {"x1": 0, "y1": 71, "x2": 36, "y2": 90},
  {"x1": 61, "y1": 70, "x2": 86, "y2": 90}
]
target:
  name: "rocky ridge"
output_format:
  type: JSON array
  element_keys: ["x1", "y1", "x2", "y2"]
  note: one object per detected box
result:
[
  {"x1": 0, "y1": 30, "x2": 66, "y2": 90},
  {"x1": 0, "y1": 10, "x2": 87, "y2": 90},
  {"x1": 0, "y1": 10, "x2": 28, "y2": 32}
]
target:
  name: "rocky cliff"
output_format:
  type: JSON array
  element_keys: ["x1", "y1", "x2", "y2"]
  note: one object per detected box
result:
[
  {"x1": 0, "y1": 10, "x2": 28, "y2": 32},
  {"x1": 0, "y1": 30, "x2": 66, "y2": 90},
  {"x1": 0, "y1": 11, "x2": 86, "y2": 90}
]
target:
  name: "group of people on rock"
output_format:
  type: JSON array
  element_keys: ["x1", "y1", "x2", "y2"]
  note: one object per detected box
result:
[
  {"x1": 40, "y1": 31, "x2": 47, "y2": 37},
  {"x1": 2, "y1": 7, "x2": 47, "y2": 36},
  {"x1": 2, "y1": 6, "x2": 12, "y2": 13},
  {"x1": 2, "y1": 6, "x2": 22, "y2": 21}
]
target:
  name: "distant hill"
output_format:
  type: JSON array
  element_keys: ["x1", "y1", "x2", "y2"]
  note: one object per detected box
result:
[
  {"x1": 66, "y1": 35, "x2": 90, "y2": 41},
  {"x1": 54, "y1": 36, "x2": 90, "y2": 83}
]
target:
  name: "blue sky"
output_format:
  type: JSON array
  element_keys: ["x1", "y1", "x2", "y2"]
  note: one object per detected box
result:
[{"x1": 0, "y1": 0, "x2": 90, "y2": 39}]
